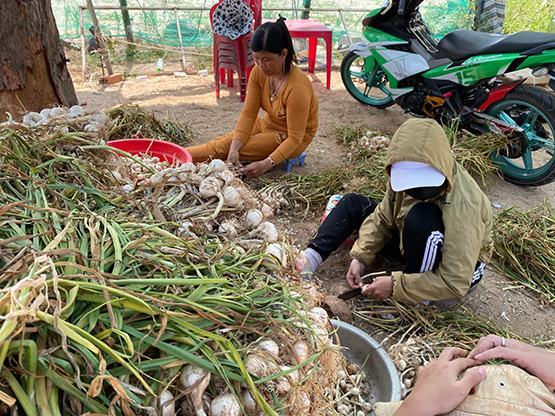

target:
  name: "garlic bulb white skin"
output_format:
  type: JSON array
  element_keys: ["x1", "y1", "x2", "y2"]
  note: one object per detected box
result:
[
  {"x1": 180, "y1": 365, "x2": 210, "y2": 416},
  {"x1": 50, "y1": 107, "x2": 67, "y2": 118},
  {"x1": 178, "y1": 162, "x2": 196, "y2": 173},
  {"x1": 245, "y1": 354, "x2": 278, "y2": 378},
  {"x1": 210, "y1": 393, "x2": 241, "y2": 416},
  {"x1": 309, "y1": 307, "x2": 330, "y2": 328},
  {"x1": 208, "y1": 159, "x2": 227, "y2": 173},
  {"x1": 260, "y1": 203, "x2": 274, "y2": 218},
  {"x1": 223, "y1": 186, "x2": 242, "y2": 208},
  {"x1": 256, "y1": 222, "x2": 278, "y2": 242},
  {"x1": 218, "y1": 170, "x2": 235, "y2": 184},
  {"x1": 67, "y1": 105, "x2": 84, "y2": 118},
  {"x1": 89, "y1": 112, "x2": 107, "y2": 124},
  {"x1": 241, "y1": 390, "x2": 258, "y2": 416},
  {"x1": 218, "y1": 220, "x2": 238, "y2": 237},
  {"x1": 22, "y1": 112, "x2": 43, "y2": 127},
  {"x1": 245, "y1": 209, "x2": 264, "y2": 229},
  {"x1": 294, "y1": 391, "x2": 311, "y2": 414},
  {"x1": 40, "y1": 108, "x2": 51, "y2": 119},
  {"x1": 256, "y1": 338, "x2": 279, "y2": 357},
  {"x1": 292, "y1": 340, "x2": 310, "y2": 364},
  {"x1": 265, "y1": 243, "x2": 287, "y2": 267},
  {"x1": 157, "y1": 390, "x2": 176, "y2": 416},
  {"x1": 84, "y1": 122, "x2": 99, "y2": 132},
  {"x1": 199, "y1": 177, "x2": 223, "y2": 198}
]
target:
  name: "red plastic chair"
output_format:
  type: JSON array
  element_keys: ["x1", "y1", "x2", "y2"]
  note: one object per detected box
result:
[{"x1": 210, "y1": 0, "x2": 261, "y2": 101}]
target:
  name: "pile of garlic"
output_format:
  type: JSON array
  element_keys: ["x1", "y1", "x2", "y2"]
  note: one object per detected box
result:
[
  {"x1": 17, "y1": 105, "x2": 109, "y2": 132},
  {"x1": 354, "y1": 131, "x2": 390, "y2": 153},
  {"x1": 171, "y1": 306, "x2": 334, "y2": 416},
  {"x1": 116, "y1": 157, "x2": 290, "y2": 265},
  {"x1": 389, "y1": 337, "x2": 430, "y2": 397},
  {"x1": 325, "y1": 362, "x2": 373, "y2": 416}
]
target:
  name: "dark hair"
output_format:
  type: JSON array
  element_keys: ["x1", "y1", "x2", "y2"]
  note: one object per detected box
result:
[{"x1": 250, "y1": 17, "x2": 297, "y2": 74}]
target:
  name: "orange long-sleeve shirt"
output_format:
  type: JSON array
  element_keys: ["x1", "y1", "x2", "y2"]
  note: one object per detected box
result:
[{"x1": 233, "y1": 65, "x2": 318, "y2": 164}]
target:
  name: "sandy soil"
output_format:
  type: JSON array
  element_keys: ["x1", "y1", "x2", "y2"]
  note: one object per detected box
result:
[{"x1": 72, "y1": 60, "x2": 554, "y2": 342}]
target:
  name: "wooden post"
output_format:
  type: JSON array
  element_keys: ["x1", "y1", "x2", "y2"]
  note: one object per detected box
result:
[
  {"x1": 85, "y1": 0, "x2": 114, "y2": 75},
  {"x1": 174, "y1": 9, "x2": 187, "y2": 71},
  {"x1": 79, "y1": 7, "x2": 88, "y2": 79},
  {"x1": 119, "y1": 0, "x2": 136, "y2": 56}
]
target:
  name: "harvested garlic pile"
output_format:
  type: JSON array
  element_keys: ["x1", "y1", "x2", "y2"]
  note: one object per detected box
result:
[
  {"x1": 355, "y1": 131, "x2": 390, "y2": 153},
  {"x1": 17, "y1": 105, "x2": 109, "y2": 132},
  {"x1": 325, "y1": 362, "x2": 373, "y2": 416}
]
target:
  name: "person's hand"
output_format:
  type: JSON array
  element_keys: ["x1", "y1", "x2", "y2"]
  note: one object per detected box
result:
[
  {"x1": 227, "y1": 149, "x2": 241, "y2": 167},
  {"x1": 469, "y1": 334, "x2": 555, "y2": 390},
  {"x1": 346, "y1": 259, "x2": 365, "y2": 288},
  {"x1": 361, "y1": 275, "x2": 393, "y2": 300},
  {"x1": 240, "y1": 159, "x2": 273, "y2": 177},
  {"x1": 394, "y1": 348, "x2": 486, "y2": 416}
]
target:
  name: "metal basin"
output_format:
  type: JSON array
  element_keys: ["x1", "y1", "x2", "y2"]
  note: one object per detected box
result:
[{"x1": 331, "y1": 319, "x2": 402, "y2": 406}]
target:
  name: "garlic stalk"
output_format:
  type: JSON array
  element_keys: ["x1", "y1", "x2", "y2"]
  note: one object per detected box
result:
[{"x1": 180, "y1": 365, "x2": 211, "y2": 416}]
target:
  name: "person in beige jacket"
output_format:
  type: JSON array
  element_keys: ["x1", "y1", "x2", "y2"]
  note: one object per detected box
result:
[
  {"x1": 297, "y1": 118, "x2": 493, "y2": 303},
  {"x1": 377, "y1": 334, "x2": 555, "y2": 416}
]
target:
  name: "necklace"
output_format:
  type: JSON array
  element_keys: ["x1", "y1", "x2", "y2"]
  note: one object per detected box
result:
[{"x1": 269, "y1": 74, "x2": 287, "y2": 102}]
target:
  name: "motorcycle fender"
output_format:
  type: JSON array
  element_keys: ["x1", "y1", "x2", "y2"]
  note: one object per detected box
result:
[
  {"x1": 350, "y1": 41, "x2": 372, "y2": 58},
  {"x1": 477, "y1": 80, "x2": 525, "y2": 111}
]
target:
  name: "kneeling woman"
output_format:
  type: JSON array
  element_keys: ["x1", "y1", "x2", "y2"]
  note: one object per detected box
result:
[{"x1": 186, "y1": 18, "x2": 319, "y2": 177}]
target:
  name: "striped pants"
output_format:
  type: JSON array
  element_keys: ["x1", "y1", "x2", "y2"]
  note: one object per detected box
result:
[{"x1": 308, "y1": 193, "x2": 485, "y2": 287}]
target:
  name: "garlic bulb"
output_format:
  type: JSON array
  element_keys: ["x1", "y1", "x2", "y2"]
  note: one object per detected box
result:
[
  {"x1": 210, "y1": 393, "x2": 240, "y2": 416},
  {"x1": 179, "y1": 162, "x2": 196, "y2": 173},
  {"x1": 199, "y1": 177, "x2": 223, "y2": 198},
  {"x1": 257, "y1": 338, "x2": 279, "y2": 357},
  {"x1": 84, "y1": 122, "x2": 99, "y2": 132},
  {"x1": 157, "y1": 390, "x2": 175, "y2": 416},
  {"x1": 22, "y1": 112, "x2": 43, "y2": 127},
  {"x1": 256, "y1": 222, "x2": 278, "y2": 242},
  {"x1": 275, "y1": 365, "x2": 300, "y2": 395},
  {"x1": 180, "y1": 365, "x2": 210, "y2": 416},
  {"x1": 245, "y1": 354, "x2": 277, "y2": 378},
  {"x1": 208, "y1": 159, "x2": 227, "y2": 173},
  {"x1": 260, "y1": 203, "x2": 274, "y2": 218},
  {"x1": 293, "y1": 391, "x2": 311, "y2": 414},
  {"x1": 265, "y1": 243, "x2": 287, "y2": 267},
  {"x1": 292, "y1": 340, "x2": 310, "y2": 364},
  {"x1": 50, "y1": 107, "x2": 66, "y2": 118},
  {"x1": 218, "y1": 170, "x2": 235, "y2": 184},
  {"x1": 245, "y1": 209, "x2": 263, "y2": 229},
  {"x1": 218, "y1": 220, "x2": 238, "y2": 237},
  {"x1": 241, "y1": 390, "x2": 258, "y2": 415},
  {"x1": 309, "y1": 307, "x2": 330, "y2": 328},
  {"x1": 223, "y1": 186, "x2": 242, "y2": 208},
  {"x1": 67, "y1": 105, "x2": 84, "y2": 118},
  {"x1": 40, "y1": 108, "x2": 51, "y2": 119}
]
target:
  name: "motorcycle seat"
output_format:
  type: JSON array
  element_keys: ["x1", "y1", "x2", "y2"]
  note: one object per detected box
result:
[{"x1": 437, "y1": 30, "x2": 555, "y2": 61}]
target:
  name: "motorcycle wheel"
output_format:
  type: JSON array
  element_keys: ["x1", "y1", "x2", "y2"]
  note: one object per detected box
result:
[
  {"x1": 486, "y1": 85, "x2": 555, "y2": 186},
  {"x1": 340, "y1": 51, "x2": 395, "y2": 108}
]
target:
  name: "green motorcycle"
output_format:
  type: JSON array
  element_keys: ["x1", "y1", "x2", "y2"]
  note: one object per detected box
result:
[{"x1": 341, "y1": 0, "x2": 555, "y2": 185}]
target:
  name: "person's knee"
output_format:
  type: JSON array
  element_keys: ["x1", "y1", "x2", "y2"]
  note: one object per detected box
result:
[{"x1": 405, "y1": 202, "x2": 444, "y2": 234}]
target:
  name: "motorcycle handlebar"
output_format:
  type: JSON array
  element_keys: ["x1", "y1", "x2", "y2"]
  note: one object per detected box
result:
[{"x1": 398, "y1": 0, "x2": 406, "y2": 15}]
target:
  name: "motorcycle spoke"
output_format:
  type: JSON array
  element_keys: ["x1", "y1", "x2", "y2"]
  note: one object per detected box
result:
[
  {"x1": 523, "y1": 109, "x2": 539, "y2": 129},
  {"x1": 349, "y1": 70, "x2": 365, "y2": 80},
  {"x1": 522, "y1": 147, "x2": 534, "y2": 171},
  {"x1": 498, "y1": 111, "x2": 518, "y2": 127}
]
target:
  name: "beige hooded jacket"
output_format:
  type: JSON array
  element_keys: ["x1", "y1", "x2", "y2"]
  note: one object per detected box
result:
[{"x1": 350, "y1": 119, "x2": 493, "y2": 303}]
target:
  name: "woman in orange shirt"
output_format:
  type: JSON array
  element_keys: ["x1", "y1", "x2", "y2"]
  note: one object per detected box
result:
[{"x1": 186, "y1": 18, "x2": 319, "y2": 177}]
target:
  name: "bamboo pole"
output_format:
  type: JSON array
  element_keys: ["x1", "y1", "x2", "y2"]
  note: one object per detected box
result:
[
  {"x1": 79, "y1": 7, "x2": 88, "y2": 78},
  {"x1": 85, "y1": 0, "x2": 114, "y2": 75},
  {"x1": 174, "y1": 9, "x2": 186, "y2": 71}
]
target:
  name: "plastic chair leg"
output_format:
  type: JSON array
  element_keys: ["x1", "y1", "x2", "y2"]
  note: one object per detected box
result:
[
  {"x1": 227, "y1": 69, "x2": 234, "y2": 87},
  {"x1": 325, "y1": 35, "x2": 332, "y2": 89},
  {"x1": 308, "y1": 37, "x2": 317, "y2": 73}
]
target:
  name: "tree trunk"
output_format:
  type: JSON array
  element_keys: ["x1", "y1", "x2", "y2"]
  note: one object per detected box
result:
[
  {"x1": 119, "y1": 0, "x2": 136, "y2": 56},
  {"x1": 0, "y1": 0, "x2": 78, "y2": 118}
]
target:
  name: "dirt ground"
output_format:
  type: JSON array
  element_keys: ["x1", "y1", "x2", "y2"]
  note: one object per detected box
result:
[{"x1": 71, "y1": 60, "x2": 554, "y2": 342}]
